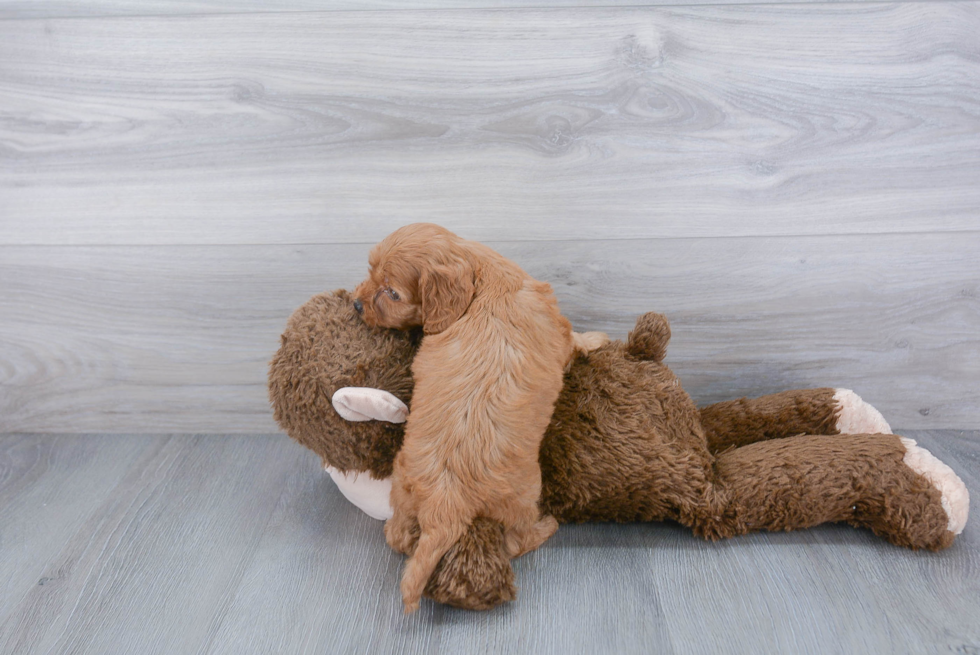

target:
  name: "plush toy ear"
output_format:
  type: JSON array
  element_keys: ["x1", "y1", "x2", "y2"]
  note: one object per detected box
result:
[
  {"x1": 626, "y1": 312, "x2": 671, "y2": 362},
  {"x1": 419, "y1": 260, "x2": 475, "y2": 335},
  {"x1": 332, "y1": 387, "x2": 408, "y2": 423}
]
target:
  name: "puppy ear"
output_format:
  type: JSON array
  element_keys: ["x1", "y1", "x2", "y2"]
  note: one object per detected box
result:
[{"x1": 419, "y1": 260, "x2": 475, "y2": 335}]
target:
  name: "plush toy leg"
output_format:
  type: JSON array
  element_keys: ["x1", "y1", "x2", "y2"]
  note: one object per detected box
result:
[
  {"x1": 419, "y1": 513, "x2": 557, "y2": 611},
  {"x1": 400, "y1": 515, "x2": 469, "y2": 613},
  {"x1": 899, "y1": 437, "x2": 969, "y2": 536},
  {"x1": 699, "y1": 388, "x2": 889, "y2": 452},
  {"x1": 424, "y1": 517, "x2": 517, "y2": 610},
  {"x1": 694, "y1": 433, "x2": 968, "y2": 550}
]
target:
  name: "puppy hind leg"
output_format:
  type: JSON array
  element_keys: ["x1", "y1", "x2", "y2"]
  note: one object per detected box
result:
[
  {"x1": 384, "y1": 511, "x2": 420, "y2": 556},
  {"x1": 493, "y1": 490, "x2": 558, "y2": 559},
  {"x1": 504, "y1": 514, "x2": 558, "y2": 559}
]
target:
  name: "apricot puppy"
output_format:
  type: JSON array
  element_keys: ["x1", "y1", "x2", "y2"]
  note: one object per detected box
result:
[{"x1": 354, "y1": 223, "x2": 602, "y2": 612}]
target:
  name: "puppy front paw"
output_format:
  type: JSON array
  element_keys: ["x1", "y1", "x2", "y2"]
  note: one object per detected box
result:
[{"x1": 385, "y1": 516, "x2": 420, "y2": 555}]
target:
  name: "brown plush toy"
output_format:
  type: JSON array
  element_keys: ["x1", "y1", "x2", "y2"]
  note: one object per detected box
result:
[{"x1": 269, "y1": 290, "x2": 970, "y2": 611}]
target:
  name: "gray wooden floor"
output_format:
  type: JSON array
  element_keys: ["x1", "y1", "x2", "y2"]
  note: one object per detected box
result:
[{"x1": 0, "y1": 431, "x2": 976, "y2": 654}]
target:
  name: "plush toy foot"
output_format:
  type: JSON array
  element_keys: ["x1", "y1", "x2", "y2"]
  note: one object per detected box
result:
[
  {"x1": 858, "y1": 436, "x2": 970, "y2": 550},
  {"x1": 900, "y1": 438, "x2": 970, "y2": 536},
  {"x1": 834, "y1": 389, "x2": 891, "y2": 434},
  {"x1": 425, "y1": 517, "x2": 518, "y2": 611}
]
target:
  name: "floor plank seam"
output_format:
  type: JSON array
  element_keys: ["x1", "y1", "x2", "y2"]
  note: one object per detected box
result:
[{"x1": 5, "y1": 227, "x2": 980, "y2": 249}]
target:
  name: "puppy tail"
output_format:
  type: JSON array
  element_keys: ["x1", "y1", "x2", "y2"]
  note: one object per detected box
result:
[{"x1": 400, "y1": 520, "x2": 468, "y2": 613}]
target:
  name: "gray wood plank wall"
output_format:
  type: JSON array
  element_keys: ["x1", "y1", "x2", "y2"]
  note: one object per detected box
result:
[{"x1": 1, "y1": 3, "x2": 978, "y2": 432}]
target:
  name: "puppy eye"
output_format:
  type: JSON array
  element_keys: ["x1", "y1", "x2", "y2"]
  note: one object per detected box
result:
[{"x1": 389, "y1": 290, "x2": 400, "y2": 301}]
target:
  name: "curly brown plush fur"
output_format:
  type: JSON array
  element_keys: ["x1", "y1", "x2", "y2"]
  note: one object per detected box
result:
[
  {"x1": 269, "y1": 290, "x2": 968, "y2": 611},
  {"x1": 269, "y1": 290, "x2": 420, "y2": 479}
]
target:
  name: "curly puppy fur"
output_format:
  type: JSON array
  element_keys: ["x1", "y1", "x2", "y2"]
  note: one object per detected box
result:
[{"x1": 353, "y1": 223, "x2": 575, "y2": 612}]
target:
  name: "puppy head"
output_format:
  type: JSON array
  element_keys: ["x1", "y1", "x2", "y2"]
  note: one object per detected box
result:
[{"x1": 354, "y1": 223, "x2": 475, "y2": 335}]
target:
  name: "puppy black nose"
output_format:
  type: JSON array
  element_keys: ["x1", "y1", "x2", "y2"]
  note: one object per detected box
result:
[{"x1": 353, "y1": 299, "x2": 363, "y2": 314}]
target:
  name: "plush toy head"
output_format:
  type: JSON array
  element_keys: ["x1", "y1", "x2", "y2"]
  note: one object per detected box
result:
[
  {"x1": 269, "y1": 289, "x2": 516, "y2": 607},
  {"x1": 268, "y1": 290, "x2": 420, "y2": 480}
]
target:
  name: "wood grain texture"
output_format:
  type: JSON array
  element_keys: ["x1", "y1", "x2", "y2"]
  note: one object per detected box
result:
[
  {"x1": 2, "y1": 231, "x2": 977, "y2": 432},
  {"x1": 0, "y1": 434, "x2": 155, "y2": 630},
  {"x1": 0, "y1": 432, "x2": 976, "y2": 654},
  {"x1": 0, "y1": 0, "x2": 944, "y2": 21},
  {"x1": 2, "y1": 4, "x2": 979, "y2": 245},
  {"x1": 0, "y1": 434, "x2": 309, "y2": 655}
]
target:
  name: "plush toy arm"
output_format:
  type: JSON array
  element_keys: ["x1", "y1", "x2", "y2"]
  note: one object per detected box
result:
[
  {"x1": 699, "y1": 388, "x2": 891, "y2": 453},
  {"x1": 332, "y1": 387, "x2": 408, "y2": 423}
]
